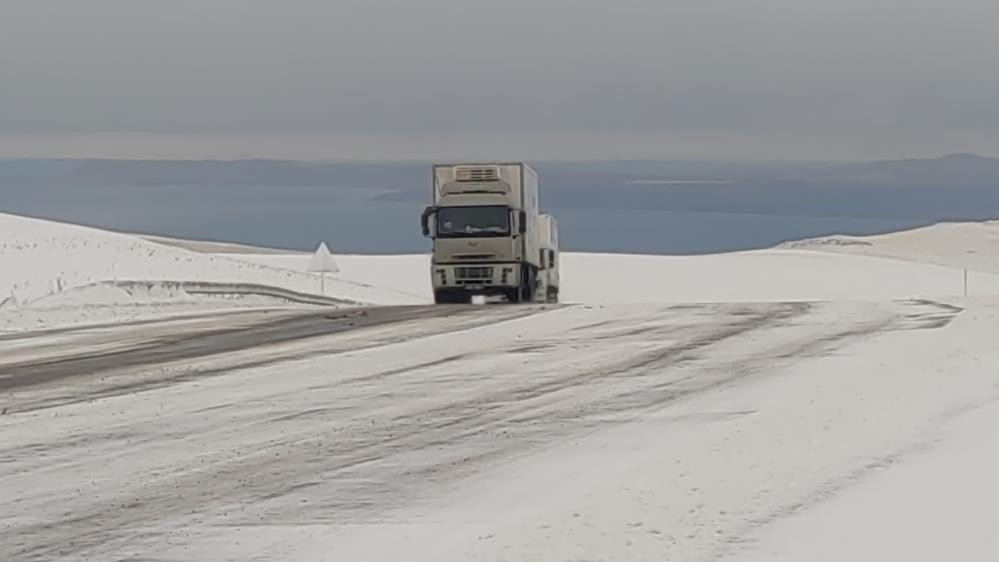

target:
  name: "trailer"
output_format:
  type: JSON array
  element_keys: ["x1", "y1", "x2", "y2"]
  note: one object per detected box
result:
[{"x1": 537, "y1": 214, "x2": 559, "y2": 303}]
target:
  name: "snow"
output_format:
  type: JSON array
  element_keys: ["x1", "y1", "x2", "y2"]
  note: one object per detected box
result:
[
  {"x1": 270, "y1": 297, "x2": 997, "y2": 562},
  {"x1": 0, "y1": 282, "x2": 311, "y2": 334},
  {"x1": 5, "y1": 295, "x2": 999, "y2": 561},
  {"x1": 727, "y1": 400, "x2": 999, "y2": 561},
  {"x1": 7, "y1": 210, "x2": 999, "y2": 559},
  {"x1": 0, "y1": 212, "x2": 422, "y2": 332},
  {"x1": 714, "y1": 299, "x2": 999, "y2": 562},
  {"x1": 226, "y1": 249, "x2": 999, "y2": 305},
  {"x1": 780, "y1": 219, "x2": 999, "y2": 274}
]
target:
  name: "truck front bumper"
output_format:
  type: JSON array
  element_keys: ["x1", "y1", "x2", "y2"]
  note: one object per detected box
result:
[{"x1": 431, "y1": 263, "x2": 521, "y2": 293}]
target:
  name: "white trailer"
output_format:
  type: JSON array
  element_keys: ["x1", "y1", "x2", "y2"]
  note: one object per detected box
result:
[
  {"x1": 421, "y1": 163, "x2": 546, "y2": 304},
  {"x1": 536, "y1": 214, "x2": 559, "y2": 303}
]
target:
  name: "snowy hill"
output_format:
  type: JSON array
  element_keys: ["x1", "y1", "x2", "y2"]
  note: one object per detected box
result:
[
  {"x1": 227, "y1": 248, "x2": 999, "y2": 305},
  {"x1": 7, "y1": 210, "x2": 999, "y2": 333},
  {"x1": 0, "y1": 213, "x2": 423, "y2": 331},
  {"x1": 779, "y1": 220, "x2": 999, "y2": 273}
]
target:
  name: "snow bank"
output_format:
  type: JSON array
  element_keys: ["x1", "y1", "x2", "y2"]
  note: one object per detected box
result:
[
  {"x1": 227, "y1": 249, "x2": 999, "y2": 305},
  {"x1": 780, "y1": 220, "x2": 999, "y2": 274},
  {"x1": 25, "y1": 282, "x2": 197, "y2": 310},
  {"x1": 0, "y1": 213, "x2": 422, "y2": 331},
  {"x1": 234, "y1": 253, "x2": 430, "y2": 301},
  {"x1": 0, "y1": 282, "x2": 301, "y2": 333},
  {"x1": 8, "y1": 210, "x2": 999, "y2": 333}
]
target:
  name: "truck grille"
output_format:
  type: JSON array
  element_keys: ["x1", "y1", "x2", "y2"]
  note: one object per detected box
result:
[{"x1": 455, "y1": 266, "x2": 493, "y2": 280}]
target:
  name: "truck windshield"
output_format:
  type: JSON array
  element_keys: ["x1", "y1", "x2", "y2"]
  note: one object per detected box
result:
[{"x1": 437, "y1": 206, "x2": 510, "y2": 238}]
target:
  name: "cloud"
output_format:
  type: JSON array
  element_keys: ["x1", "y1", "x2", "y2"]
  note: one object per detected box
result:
[{"x1": 2, "y1": 0, "x2": 998, "y2": 159}]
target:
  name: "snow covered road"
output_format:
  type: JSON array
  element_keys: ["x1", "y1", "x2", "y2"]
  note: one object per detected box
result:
[
  {"x1": 2, "y1": 297, "x2": 991, "y2": 561},
  {"x1": 0, "y1": 304, "x2": 547, "y2": 411}
]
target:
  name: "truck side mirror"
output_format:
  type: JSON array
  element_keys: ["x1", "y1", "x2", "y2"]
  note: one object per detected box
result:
[
  {"x1": 519, "y1": 211, "x2": 527, "y2": 234},
  {"x1": 421, "y1": 206, "x2": 436, "y2": 237}
]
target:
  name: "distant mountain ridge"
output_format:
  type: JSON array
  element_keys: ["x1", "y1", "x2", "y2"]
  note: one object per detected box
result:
[
  {"x1": 3, "y1": 154, "x2": 999, "y2": 222},
  {"x1": 3, "y1": 153, "x2": 998, "y2": 189},
  {"x1": 797, "y1": 153, "x2": 999, "y2": 187}
]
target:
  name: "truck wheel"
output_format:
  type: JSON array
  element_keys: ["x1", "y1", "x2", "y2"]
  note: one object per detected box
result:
[{"x1": 521, "y1": 268, "x2": 536, "y2": 303}]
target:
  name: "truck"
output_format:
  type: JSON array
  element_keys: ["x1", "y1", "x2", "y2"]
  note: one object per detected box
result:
[{"x1": 421, "y1": 162, "x2": 557, "y2": 304}]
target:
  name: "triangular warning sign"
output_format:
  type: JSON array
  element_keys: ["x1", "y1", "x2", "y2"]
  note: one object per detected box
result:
[{"x1": 307, "y1": 242, "x2": 340, "y2": 274}]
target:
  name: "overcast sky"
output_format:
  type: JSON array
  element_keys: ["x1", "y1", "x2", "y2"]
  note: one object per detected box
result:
[{"x1": 2, "y1": 0, "x2": 997, "y2": 161}]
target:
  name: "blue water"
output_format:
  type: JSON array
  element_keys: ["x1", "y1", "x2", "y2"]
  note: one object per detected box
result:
[{"x1": 0, "y1": 183, "x2": 928, "y2": 254}]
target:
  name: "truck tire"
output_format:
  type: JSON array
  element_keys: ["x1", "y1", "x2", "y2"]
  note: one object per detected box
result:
[
  {"x1": 520, "y1": 268, "x2": 536, "y2": 303},
  {"x1": 546, "y1": 287, "x2": 559, "y2": 303}
]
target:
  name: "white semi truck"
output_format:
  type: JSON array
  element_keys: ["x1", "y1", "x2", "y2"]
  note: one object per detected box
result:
[{"x1": 421, "y1": 162, "x2": 559, "y2": 304}]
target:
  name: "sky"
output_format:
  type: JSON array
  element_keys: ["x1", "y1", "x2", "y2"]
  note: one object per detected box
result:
[{"x1": 2, "y1": 0, "x2": 998, "y2": 161}]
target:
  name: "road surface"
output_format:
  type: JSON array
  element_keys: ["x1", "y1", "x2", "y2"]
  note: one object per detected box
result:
[
  {"x1": 0, "y1": 298, "x2": 987, "y2": 561},
  {"x1": 0, "y1": 305, "x2": 542, "y2": 399}
]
